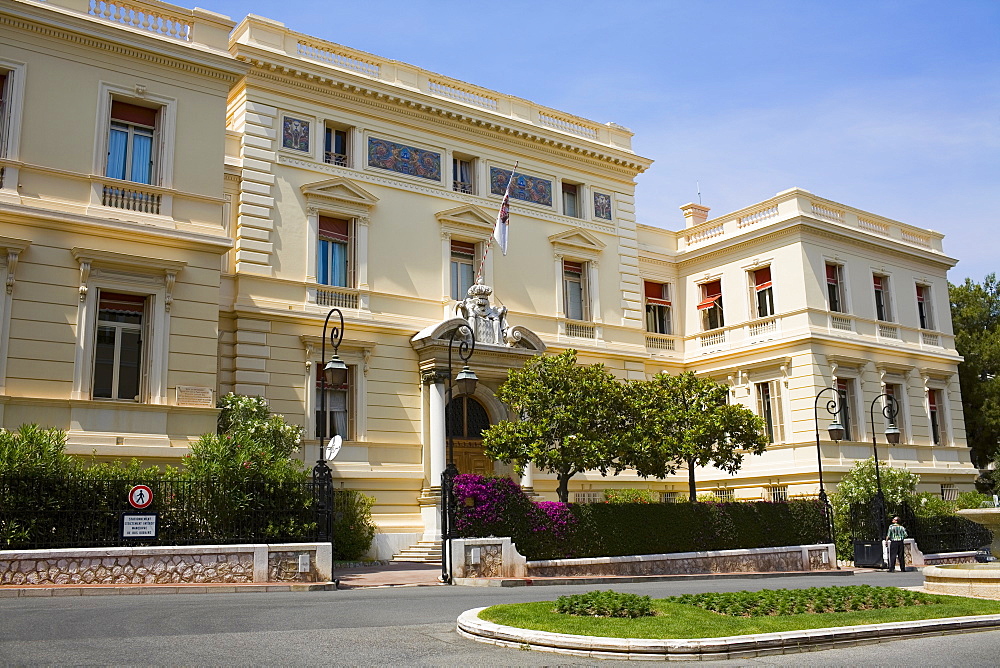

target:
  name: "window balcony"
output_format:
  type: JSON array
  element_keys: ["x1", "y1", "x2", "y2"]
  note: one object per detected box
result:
[
  {"x1": 645, "y1": 333, "x2": 677, "y2": 352},
  {"x1": 324, "y1": 152, "x2": 348, "y2": 167},
  {"x1": 315, "y1": 285, "x2": 359, "y2": 309}
]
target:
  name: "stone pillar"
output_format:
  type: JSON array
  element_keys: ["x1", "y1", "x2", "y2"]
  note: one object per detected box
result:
[
  {"x1": 419, "y1": 369, "x2": 448, "y2": 541},
  {"x1": 520, "y1": 461, "x2": 533, "y2": 491}
]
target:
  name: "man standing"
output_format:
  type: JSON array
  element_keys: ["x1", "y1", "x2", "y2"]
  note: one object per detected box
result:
[{"x1": 886, "y1": 516, "x2": 908, "y2": 572}]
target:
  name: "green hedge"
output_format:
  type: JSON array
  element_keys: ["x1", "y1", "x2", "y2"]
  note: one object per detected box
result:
[{"x1": 454, "y1": 474, "x2": 829, "y2": 560}]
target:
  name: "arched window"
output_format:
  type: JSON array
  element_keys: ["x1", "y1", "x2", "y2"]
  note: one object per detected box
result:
[{"x1": 446, "y1": 396, "x2": 490, "y2": 439}]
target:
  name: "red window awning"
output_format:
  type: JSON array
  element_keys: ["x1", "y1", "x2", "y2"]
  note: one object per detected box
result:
[
  {"x1": 698, "y1": 280, "x2": 721, "y2": 309},
  {"x1": 644, "y1": 280, "x2": 670, "y2": 306},
  {"x1": 319, "y1": 216, "x2": 349, "y2": 242},
  {"x1": 111, "y1": 100, "x2": 157, "y2": 127},
  {"x1": 754, "y1": 267, "x2": 772, "y2": 290},
  {"x1": 826, "y1": 265, "x2": 839, "y2": 284}
]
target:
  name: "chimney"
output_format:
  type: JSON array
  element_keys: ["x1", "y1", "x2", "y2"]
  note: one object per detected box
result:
[{"x1": 680, "y1": 203, "x2": 711, "y2": 228}]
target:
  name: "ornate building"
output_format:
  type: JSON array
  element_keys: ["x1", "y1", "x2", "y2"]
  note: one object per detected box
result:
[{"x1": 0, "y1": 0, "x2": 977, "y2": 558}]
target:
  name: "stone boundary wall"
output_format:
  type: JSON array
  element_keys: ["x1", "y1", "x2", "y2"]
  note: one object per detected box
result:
[
  {"x1": 527, "y1": 543, "x2": 837, "y2": 578},
  {"x1": 0, "y1": 543, "x2": 332, "y2": 586}
]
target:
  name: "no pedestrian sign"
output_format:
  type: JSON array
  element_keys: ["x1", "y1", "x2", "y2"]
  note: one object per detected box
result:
[{"x1": 128, "y1": 484, "x2": 153, "y2": 509}]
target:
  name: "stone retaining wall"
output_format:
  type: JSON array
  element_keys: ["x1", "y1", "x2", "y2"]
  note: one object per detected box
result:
[
  {"x1": 0, "y1": 543, "x2": 332, "y2": 586},
  {"x1": 527, "y1": 543, "x2": 837, "y2": 578}
]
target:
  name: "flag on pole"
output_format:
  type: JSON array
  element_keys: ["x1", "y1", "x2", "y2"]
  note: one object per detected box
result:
[{"x1": 492, "y1": 162, "x2": 517, "y2": 256}]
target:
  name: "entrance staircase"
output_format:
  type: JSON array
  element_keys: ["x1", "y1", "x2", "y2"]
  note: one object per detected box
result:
[{"x1": 391, "y1": 540, "x2": 442, "y2": 564}]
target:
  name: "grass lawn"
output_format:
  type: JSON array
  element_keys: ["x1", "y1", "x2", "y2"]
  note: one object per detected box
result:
[{"x1": 479, "y1": 594, "x2": 1000, "y2": 639}]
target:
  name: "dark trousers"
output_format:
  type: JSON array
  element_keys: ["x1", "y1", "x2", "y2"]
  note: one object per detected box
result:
[{"x1": 888, "y1": 540, "x2": 905, "y2": 571}]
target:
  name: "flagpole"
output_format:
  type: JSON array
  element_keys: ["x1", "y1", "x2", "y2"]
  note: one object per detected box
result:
[{"x1": 478, "y1": 161, "x2": 518, "y2": 283}]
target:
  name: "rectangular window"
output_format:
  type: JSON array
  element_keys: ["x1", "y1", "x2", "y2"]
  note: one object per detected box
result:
[
  {"x1": 826, "y1": 263, "x2": 845, "y2": 313},
  {"x1": 0, "y1": 71, "x2": 8, "y2": 158},
  {"x1": 756, "y1": 381, "x2": 783, "y2": 443},
  {"x1": 573, "y1": 491, "x2": 604, "y2": 504},
  {"x1": 563, "y1": 260, "x2": 589, "y2": 321},
  {"x1": 644, "y1": 280, "x2": 672, "y2": 335},
  {"x1": 315, "y1": 365, "x2": 352, "y2": 440},
  {"x1": 753, "y1": 267, "x2": 774, "y2": 318},
  {"x1": 106, "y1": 101, "x2": 157, "y2": 185},
  {"x1": 562, "y1": 183, "x2": 579, "y2": 218},
  {"x1": 698, "y1": 280, "x2": 724, "y2": 330},
  {"x1": 93, "y1": 291, "x2": 146, "y2": 401},
  {"x1": 660, "y1": 491, "x2": 680, "y2": 503},
  {"x1": 713, "y1": 489, "x2": 735, "y2": 502},
  {"x1": 837, "y1": 379, "x2": 855, "y2": 441},
  {"x1": 941, "y1": 484, "x2": 958, "y2": 501},
  {"x1": 450, "y1": 240, "x2": 476, "y2": 301},
  {"x1": 883, "y1": 384, "x2": 906, "y2": 443},
  {"x1": 874, "y1": 274, "x2": 892, "y2": 321},
  {"x1": 452, "y1": 157, "x2": 474, "y2": 194},
  {"x1": 324, "y1": 124, "x2": 350, "y2": 167},
  {"x1": 317, "y1": 216, "x2": 352, "y2": 287},
  {"x1": 767, "y1": 485, "x2": 788, "y2": 502},
  {"x1": 917, "y1": 284, "x2": 934, "y2": 330},
  {"x1": 928, "y1": 389, "x2": 943, "y2": 445}
]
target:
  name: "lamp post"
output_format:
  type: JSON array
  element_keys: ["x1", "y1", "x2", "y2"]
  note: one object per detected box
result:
[
  {"x1": 869, "y1": 392, "x2": 901, "y2": 559},
  {"x1": 440, "y1": 324, "x2": 477, "y2": 585},
  {"x1": 813, "y1": 387, "x2": 845, "y2": 548},
  {"x1": 315, "y1": 308, "x2": 348, "y2": 543}
]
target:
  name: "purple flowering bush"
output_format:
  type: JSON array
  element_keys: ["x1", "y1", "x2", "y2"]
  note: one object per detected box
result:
[{"x1": 453, "y1": 474, "x2": 584, "y2": 559}]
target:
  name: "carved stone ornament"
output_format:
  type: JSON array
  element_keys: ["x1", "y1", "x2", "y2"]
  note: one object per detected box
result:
[{"x1": 456, "y1": 280, "x2": 509, "y2": 346}]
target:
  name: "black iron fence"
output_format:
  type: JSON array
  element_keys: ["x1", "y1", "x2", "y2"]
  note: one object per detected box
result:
[
  {"x1": 0, "y1": 477, "x2": 337, "y2": 550},
  {"x1": 848, "y1": 501, "x2": 990, "y2": 554}
]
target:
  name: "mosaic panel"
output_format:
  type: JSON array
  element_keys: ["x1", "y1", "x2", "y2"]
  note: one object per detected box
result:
[
  {"x1": 282, "y1": 116, "x2": 311, "y2": 152},
  {"x1": 593, "y1": 192, "x2": 613, "y2": 220},
  {"x1": 367, "y1": 137, "x2": 441, "y2": 181},
  {"x1": 490, "y1": 167, "x2": 552, "y2": 206}
]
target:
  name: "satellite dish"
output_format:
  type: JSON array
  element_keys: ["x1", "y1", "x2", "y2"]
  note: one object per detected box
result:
[{"x1": 325, "y1": 434, "x2": 343, "y2": 461}]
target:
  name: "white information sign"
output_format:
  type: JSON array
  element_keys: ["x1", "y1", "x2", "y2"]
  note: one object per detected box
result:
[{"x1": 121, "y1": 513, "x2": 158, "y2": 539}]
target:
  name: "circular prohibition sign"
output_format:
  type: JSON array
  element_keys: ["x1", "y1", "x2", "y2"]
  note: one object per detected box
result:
[{"x1": 128, "y1": 484, "x2": 153, "y2": 509}]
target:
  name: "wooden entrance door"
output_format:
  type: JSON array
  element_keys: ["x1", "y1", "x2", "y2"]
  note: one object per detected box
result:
[{"x1": 447, "y1": 396, "x2": 492, "y2": 475}]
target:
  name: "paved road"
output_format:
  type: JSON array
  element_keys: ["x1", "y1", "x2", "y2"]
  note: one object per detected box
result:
[{"x1": 2, "y1": 570, "x2": 998, "y2": 665}]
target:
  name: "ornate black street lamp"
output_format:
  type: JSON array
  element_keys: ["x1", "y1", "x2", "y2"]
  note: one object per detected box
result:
[
  {"x1": 315, "y1": 308, "x2": 347, "y2": 543},
  {"x1": 440, "y1": 324, "x2": 477, "y2": 585},
  {"x1": 869, "y1": 392, "x2": 901, "y2": 554},
  {"x1": 813, "y1": 387, "x2": 846, "y2": 547}
]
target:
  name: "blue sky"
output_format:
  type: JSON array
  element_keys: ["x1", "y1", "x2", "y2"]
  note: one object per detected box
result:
[{"x1": 209, "y1": 0, "x2": 999, "y2": 282}]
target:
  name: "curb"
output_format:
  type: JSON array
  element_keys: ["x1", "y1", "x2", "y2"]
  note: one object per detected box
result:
[
  {"x1": 453, "y1": 569, "x2": 855, "y2": 587},
  {"x1": 457, "y1": 607, "x2": 1000, "y2": 660},
  {"x1": 0, "y1": 582, "x2": 337, "y2": 597}
]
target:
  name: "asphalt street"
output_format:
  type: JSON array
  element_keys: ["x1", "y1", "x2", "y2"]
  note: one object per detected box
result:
[{"x1": 2, "y1": 570, "x2": 999, "y2": 666}]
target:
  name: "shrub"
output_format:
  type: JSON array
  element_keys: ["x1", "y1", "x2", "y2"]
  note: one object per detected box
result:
[
  {"x1": 604, "y1": 489, "x2": 655, "y2": 504},
  {"x1": 555, "y1": 590, "x2": 654, "y2": 618},
  {"x1": 333, "y1": 489, "x2": 377, "y2": 560},
  {"x1": 667, "y1": 585, "x2": 943, "y2": 616}
]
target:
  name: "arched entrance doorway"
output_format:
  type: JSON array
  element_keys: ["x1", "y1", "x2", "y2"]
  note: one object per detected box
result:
[{"x1": 446, "y1": 395, "x2": 492, "y2": 475}]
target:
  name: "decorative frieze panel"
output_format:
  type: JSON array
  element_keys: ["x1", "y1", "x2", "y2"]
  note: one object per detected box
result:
[
  {"x1": 367, "y1": 137, "x2": 441, "y2": 181},
  {"x1": 593, "y1": 192, "x2": 613, "y2": 220},
  {"x1": 489, "y1": 167, "x2": 552, "y2": 206}
]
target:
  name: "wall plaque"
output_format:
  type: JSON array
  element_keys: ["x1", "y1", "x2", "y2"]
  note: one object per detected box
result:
[{"x1": 176, "y1": 386, "x2": 214, "y2": 408}]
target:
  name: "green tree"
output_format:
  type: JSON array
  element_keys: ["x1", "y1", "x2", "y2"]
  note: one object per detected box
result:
[
  {"x1": 183, "y1": 394, "x2": 305, "y2": 481},
  {"x1": 481, "y1": 350, "x2": 626, "y2": 502},
  {"x1": 622, "y1": 372, "x2": 768, "y2": 501},
  {"x1": 830, "y1": 457, "x2": 920, "y2": 557},
  {"x1": 949, "y1": 274, "x2": 1000, "y2": 468}
]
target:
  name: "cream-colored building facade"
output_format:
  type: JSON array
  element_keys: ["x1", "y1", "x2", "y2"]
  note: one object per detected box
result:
[{"x1": 0, "y1": 0, "x2": 977, "y2": 557}]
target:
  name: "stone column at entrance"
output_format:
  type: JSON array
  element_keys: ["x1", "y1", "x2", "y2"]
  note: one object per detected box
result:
[
  {"x1": 419, "y1": 369, "x2": 449, "y2": 541},
  {"x1": 520, "y1": 462, "x2": 533, "y2": 492}
]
